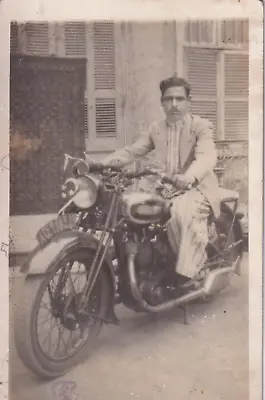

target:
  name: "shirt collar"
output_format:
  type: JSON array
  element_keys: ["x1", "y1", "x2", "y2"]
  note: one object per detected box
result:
[{"x1": 166, "y1": 113, "x2": 188, "y2": 128}]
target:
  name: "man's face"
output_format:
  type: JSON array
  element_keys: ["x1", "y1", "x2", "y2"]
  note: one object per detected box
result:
[{"x1": 161, "y1": 86, "x2": 190, "y2": 122}]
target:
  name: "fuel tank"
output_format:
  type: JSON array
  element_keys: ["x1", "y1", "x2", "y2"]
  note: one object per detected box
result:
[{"x1": 121, "y1": 191, "x2": 170, "y2": 225}]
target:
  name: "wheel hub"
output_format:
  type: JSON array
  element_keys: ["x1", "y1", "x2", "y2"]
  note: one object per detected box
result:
[{"x1": 51, "y1": 293, "x2": 95, "y2": 331}]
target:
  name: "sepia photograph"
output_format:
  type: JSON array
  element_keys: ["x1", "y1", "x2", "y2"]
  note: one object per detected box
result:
[{"x1": 9, "y1": 19, "x2": 250, "y2": 400}]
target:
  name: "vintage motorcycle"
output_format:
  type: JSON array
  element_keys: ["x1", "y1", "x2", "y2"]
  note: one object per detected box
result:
[{"x1": 14, "y1": 154, "x2": 245, "y2": 379}]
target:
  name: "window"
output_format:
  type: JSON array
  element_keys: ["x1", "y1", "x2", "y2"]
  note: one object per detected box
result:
[
  {"x1": 62, "y1": 21, "x2": 124, "y2": 151},
  {"x1": 183, "y1": 19, "x2": 249, "y2": 141}
]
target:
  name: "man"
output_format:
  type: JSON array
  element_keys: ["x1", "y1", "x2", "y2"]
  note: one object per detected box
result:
[{"x1": 102, "y1": 76, "x2": 220, "y2": 284}]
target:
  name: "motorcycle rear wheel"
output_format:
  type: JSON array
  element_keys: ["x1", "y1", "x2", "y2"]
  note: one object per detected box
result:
[{"x1": 14, "y1": 249, "x2": 111, "y2": 379}]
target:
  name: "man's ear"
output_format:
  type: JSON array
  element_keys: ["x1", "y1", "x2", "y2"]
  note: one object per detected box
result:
[{"x1": 188, "y1": 95, "x2": 192, "y2": 102}]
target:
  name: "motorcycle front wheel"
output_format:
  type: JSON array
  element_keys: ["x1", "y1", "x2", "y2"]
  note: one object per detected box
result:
[{"x1": 14, "y1": 249, "x2": 112, "y2": 379}]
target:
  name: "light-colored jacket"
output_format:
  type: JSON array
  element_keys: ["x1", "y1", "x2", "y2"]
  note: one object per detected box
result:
[{"x1": 103, "y1": 113, "x2": 220, "y2": 217}]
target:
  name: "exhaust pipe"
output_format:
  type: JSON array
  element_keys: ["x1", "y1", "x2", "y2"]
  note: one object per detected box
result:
[{"x1": 127, "y1": 253, "x2": 240, "y2": 313}]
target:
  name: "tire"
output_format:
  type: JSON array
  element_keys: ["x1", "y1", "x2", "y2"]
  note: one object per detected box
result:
[{"x1": 14, "y1": 249, "x2": 112, "y2": 379}]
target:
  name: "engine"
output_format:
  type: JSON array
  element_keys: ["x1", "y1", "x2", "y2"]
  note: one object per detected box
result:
[
  {"x1": 134, "y1": 232, "x2": 170, "y2": 269},
  {"x1": 133, "y1": 228, "x2": 177, "y2": 306}
]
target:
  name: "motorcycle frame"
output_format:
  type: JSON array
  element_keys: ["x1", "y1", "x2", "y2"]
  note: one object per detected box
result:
[
  {"x1": 77, "y1": 178, "x2": 244, "y2": 312},
  {"x1": 19, "y1": 167, "x2": 245, "y2": 325}
]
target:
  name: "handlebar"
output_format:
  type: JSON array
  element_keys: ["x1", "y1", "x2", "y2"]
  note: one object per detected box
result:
[
  {"x1": 88, "y1": 163, "x2": 168, "y2": 181},
  {"x1": 88, "y1": 163, "x2": 121, "y2": 173},
  {"x1": 75, "y1": 161, "x2": 187, "y2": 190}
]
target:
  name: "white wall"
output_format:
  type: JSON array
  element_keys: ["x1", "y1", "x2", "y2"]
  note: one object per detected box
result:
[{"x1": 127, "y1": 21, "x2": 176, "y2": 143}]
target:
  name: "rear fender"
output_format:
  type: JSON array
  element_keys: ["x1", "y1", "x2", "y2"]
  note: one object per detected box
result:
[{"x1": 220, "y1": 203, "x2": 245, "y2": 255}]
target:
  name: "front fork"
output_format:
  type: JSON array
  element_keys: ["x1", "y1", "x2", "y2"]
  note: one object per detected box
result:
[{"x1": 77, "y1": 192, "x2": 120, "y2": 311}]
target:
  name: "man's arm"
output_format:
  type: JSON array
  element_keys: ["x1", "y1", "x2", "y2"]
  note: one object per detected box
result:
[
  {"x1": 184, "y1": 118, "x2": 217, "y2": 183},
  {"x1": 101, "y1": 128, "x2": 155, "y2": 168}
]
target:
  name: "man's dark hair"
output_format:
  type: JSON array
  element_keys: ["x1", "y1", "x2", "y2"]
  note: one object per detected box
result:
[{"x1": 159, "y1": 76, "x2": 191, "y2": 98}]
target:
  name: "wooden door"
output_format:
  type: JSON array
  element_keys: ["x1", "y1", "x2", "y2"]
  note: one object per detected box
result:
[{"x1": 10, "y1": 54, "x2": 87, "y2": 215}]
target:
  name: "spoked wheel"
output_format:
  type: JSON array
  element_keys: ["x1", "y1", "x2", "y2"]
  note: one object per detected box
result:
[{"x1": 15, "y1": 249, "x2": 111, "y2": 379}]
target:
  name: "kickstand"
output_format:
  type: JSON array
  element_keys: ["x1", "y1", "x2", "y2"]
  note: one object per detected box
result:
[{"x1": 180, "y1": 305, "x2": 189, "y2": 325}]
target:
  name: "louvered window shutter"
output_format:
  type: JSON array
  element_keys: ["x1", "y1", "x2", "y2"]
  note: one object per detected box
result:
[
  {"x1": 185, "y1": 47, "x2": 218, "y2": 137},
  {"x1": 93, "y1": 22, "x2": 116, "y2": 138},
  {"x1": 84, "y1": 98, "x2": 89, "y2": 139},
  {"x1": 64, "y1": 22, "x2": 87, "y2": 57},
  {"x1": 224, "y1": 52, "x2": 248, "y2": 140},
  {"x1": 63, "y1": 22, "x2": 88, "y2": 138},
  {"x1": 25, "y1": 23, "x2": 49, "y2": 55},
  {"x1": 10, "y1": 22, "x2": 19, "y2": 53},
  {"x1": 62, "y1": 21, "x2": 123, "y2": 151}
]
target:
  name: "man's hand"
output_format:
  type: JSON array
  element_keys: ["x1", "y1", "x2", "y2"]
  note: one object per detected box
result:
[{"x1": 172, "y1": 174, "x2": 196, "y2": 190}]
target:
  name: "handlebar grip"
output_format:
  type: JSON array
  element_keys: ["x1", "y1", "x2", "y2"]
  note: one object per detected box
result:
[{"x1": 161, "y1": 174, "x2": 192, "y2": 190}]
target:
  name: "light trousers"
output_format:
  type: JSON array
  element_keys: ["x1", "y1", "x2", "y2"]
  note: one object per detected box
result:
[{"x1": 167, "y1": 188, "x2": 211, "y2": 279}]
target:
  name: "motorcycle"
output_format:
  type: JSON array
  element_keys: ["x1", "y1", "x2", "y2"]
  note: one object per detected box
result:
[{"x1": 14, "y1": 154, "x2": 245, "y2": 379}]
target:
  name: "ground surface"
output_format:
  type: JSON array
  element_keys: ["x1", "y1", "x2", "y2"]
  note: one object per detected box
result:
[{"x1": 9, "y1": 254, "x2": 248, "y2": 400}]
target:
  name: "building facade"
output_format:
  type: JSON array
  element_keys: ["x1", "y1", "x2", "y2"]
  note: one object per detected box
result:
[{"x1": 10, "y1": 20, "x2": 249, "y2": 254}]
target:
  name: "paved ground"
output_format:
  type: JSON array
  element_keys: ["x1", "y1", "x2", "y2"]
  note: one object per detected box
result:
[{"x1": 9, "y1": 254, "x2": 249, "y2": 400}]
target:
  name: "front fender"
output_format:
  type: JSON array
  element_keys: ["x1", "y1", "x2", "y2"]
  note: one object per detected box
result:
[
  {"x1": 20, "y1": 230, "x2": 119, "y2": 325},
  {"x1": 20, "y1": 230, "x2": 114, "y2": 279}
]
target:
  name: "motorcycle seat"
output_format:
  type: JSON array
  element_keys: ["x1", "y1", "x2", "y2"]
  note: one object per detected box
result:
[{"x1": 219, "y1": 187, "x2": 239, "y2": 203}]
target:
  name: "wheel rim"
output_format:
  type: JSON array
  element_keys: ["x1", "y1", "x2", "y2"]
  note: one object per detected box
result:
[{"x1": 34, "y1": 254, "x2": 101, "y2": 362}]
